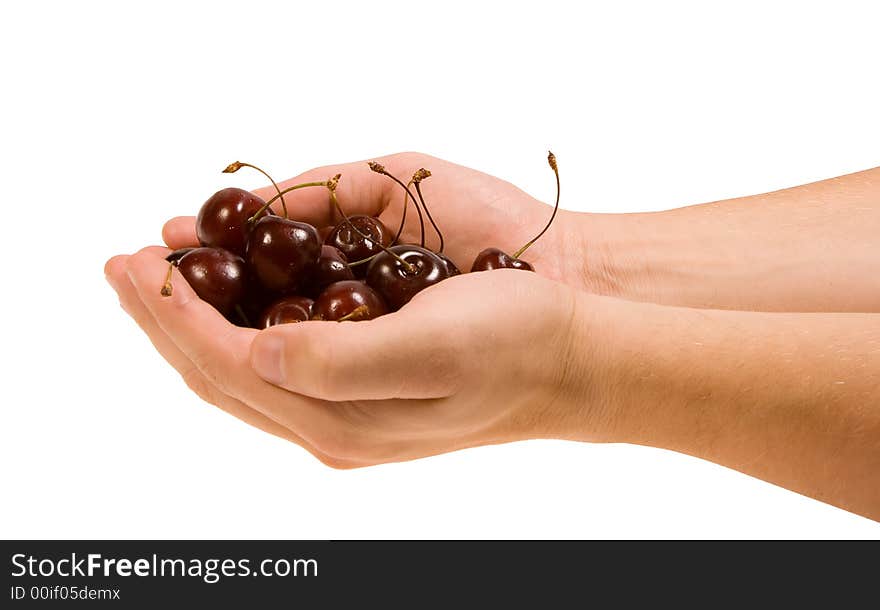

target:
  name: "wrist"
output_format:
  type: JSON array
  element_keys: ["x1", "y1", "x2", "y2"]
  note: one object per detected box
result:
[
  {"x1": 570, "y1": 211, "x2": 660, "y2": 303},
  {"x1": 550, "y1": 291, "x2": 700, "y2": 447},
  {"x1": 537, "y1": 289, "x2": 634, "y2": 444}
]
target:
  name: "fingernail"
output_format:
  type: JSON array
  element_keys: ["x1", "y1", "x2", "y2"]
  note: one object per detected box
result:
[{"x1": 252, "y1": 333, "x2": 285, "y2": 385}]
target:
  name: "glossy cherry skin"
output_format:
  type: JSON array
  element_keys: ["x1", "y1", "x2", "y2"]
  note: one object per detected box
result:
[
  {"x1": 365, "y1": 245, "x2": 451, "y2": 311},
  {"x1": 196, "y1": 187, "x2": 268, "y2": 256},
  {"x1": 176, "y1": 247, "x2": 247, "y2": 316},
  {"x1": 246, "y1": 216, "x2": 321, "y2": 294},
  {"x1": 258, "y1": 296, "x2": 314, "y2": 328},
  {"x1": 313, "y1": 280, "x2": 388, "y2": 321},
  {"x1": 325, "y1": 215, "x2": 390, "y2": 274},
  {"x1": 303, "y1": 245, "x2": 355, "y2": 297},
  {"x1": 470, "y1": 247, "x2": 534, "y2": 272},
  {"x1": 435, "y1": 252, "x2": 461, "y2": 277}
]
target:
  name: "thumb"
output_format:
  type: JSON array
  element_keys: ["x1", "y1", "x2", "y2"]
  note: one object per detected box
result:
[{"x1": 249, "y1": 308, "x2": 463, "y2": 401}]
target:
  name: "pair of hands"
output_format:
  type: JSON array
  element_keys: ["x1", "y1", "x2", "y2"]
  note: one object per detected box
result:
[{"x1": 105, "y1": 152, "x2": 601, "y2": 467}]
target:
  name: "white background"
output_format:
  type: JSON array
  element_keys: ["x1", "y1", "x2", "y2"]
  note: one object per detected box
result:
[{"x1": 2, "y1": 1, "x2": 878, "y2": 539}]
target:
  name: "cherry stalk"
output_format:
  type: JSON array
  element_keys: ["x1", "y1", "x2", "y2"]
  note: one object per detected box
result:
[
  {"x1": 223, "y1": 161, "x2": 289, "y2": 218},
  {"x1": 326, "y1": 175, "x2": 417, "y2": 274},
  {"x1": 247, "y1": 179, "x2": 335, "y2": 224},
  {"x1": 412, "y1": 168, "x2": 445, "y2": 254},
  {"x1": 471, "y1": 151, "x2": 560, "y2": 272},
  {"x1": 513, "y1": 151, "x2": 559, "y2": 259},
  {"x1": 368, "y1": 162, "x2": 426, "y2": 247}
]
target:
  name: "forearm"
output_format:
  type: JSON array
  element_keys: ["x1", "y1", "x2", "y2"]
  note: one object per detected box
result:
[
  {"x1": 578, "y1": 166, "x2": 880, "y2": 312},
  {"x1": 569, "y1": 294, "x2": 880, "y2": 519}
]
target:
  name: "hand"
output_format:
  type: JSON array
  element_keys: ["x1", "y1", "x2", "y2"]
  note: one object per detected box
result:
[
  {"x1": 106, "y1": 154, "x2": 880, "y2": 516},
  {"x1": 162, "y1": 152, "x2": 589, "y2": 288},
  {"x1": 107, "y1": 151, "x2": 599, "y2": 466},
  {"x1": 105, "y1": 248, "x2": 601, "y2": 466}
]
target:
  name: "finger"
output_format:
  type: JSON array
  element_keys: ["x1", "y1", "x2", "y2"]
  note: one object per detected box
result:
[
  {"x1": 124, "y1": 248, "x2": 359, "y2": 457},
  {"x1": 251, "y1": 152, "x2": 429, "y2": 228},
  {"x1": 105, "y1": 252, "x2": 357, "y2": 467},
  {"x1": 107, "y1": 252, "x2": 287, "y2": 438},
  {"x1": 249, "y1": 305, "x2": 463, "y2": 402},
  {"x1": 107, "y1": 252, "x2": 284, "y2": 432},
  {"x1": 162, "y1": 216, "x2": 199, "y2": 249}
]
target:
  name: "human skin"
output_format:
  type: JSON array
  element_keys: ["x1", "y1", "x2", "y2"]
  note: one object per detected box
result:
[
  {"x1": 578, "y1": 167, "x2": 880, "y2": 312},
  {"x1": 105, "y1": 153, "x2": 880, "y2": 520}
]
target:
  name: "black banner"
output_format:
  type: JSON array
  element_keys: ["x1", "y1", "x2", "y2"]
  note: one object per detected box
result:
[{"x1": 0, "y1": 540, "x2": 872, "y2": 607}]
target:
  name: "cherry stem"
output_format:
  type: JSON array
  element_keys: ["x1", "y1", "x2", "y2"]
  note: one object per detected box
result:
[
  {"x1": 347, "y1": 253, "x2": 379, "y2": 268},
  {"x1": 390, "y1": 179, "x2": 411, "y2": 246},
  {"x1": 224, "y1": 161, "x2": 288, "y2": 218},
  {"x1": 328, "y1": 178, "x2": 417, "y2": 274},
  {"x1": 160, "y1": 262, "x2": 174, "y2": 297},
  {"x1": 368, "y1": 162, "x2": 425, "y2": 248},
  {"x1": 337, "y1": 304, "x2": 368, "y2": 322},
  {"x1": 247, "y1": 181, "x2": 330, "y2": 224},
  {"x1": 512, "y1": 151, "x2": 560, "y2": 259},
  {"x1": 413, "y1": 175, "x2": 444, "y2": 253}
]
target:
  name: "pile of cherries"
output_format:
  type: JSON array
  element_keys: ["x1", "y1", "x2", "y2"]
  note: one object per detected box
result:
[{"x1": 162, "y1": 154, "x2": 560, "y2": 328}]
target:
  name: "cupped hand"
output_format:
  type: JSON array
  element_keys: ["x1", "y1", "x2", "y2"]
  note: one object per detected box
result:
[
  {"x1": 105, "y1": 247, "x2": 602, "y2": 466},
  {"x1": 163, "y1": 152, "x2": 588, "y2": 287}
]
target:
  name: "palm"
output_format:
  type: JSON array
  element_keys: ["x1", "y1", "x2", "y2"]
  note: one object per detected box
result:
[
  {"x1": 373, "y1": 155, "x2": 575, "y2": 285},
  {"x1": 164, "y1": 152, "x2": 578, "y2": 286},
  {"x1": 364, "y1": 155, "x2": 552, "y2": 268}
]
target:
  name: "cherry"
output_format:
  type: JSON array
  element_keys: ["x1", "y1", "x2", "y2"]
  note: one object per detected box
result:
[
  {"x1": 258, "y1": 296, "x2": 314, "y2": 328},
  {"x1": 304, "y1": 245, "x2": 355, "y2": 297},
  {"x1": 320, "y1": 173, "x2": 447, "y2": 311},
  {"x1": 329, "y1": 167, "x2": 453, "y2": 309},
  {"x1": 435, "y1": 251, "x2": 461, "y2": 276},
  {"x1": 196, "y1": 188, "x2": 268, "y2": 256},
  {"x1": 168, "y1": 247, "x2": 246, "y2": 317},
  {"x1": 222, "y1": 160, "x2": 290, "y2": 218},
  {"x1": 246, "y1": 216, "x2": 321, "y2": 294},
  {"x1": 471, "y1": 151, "x2": 560, "y2": 272},
  {"x1": 367, "y1": 163, "x2": 455, "y2": 280},
  {"x1": 324, "y1": 214, "x2": 391, "y2": 269},
  {"x1": 323, "y1": 175, "x2": 419, "y2": 287},
  {"x1": 236, "y1": 280, "x2": 280, "y2": 328},
  {"x1": 313, "y1": 280, "x2": 388, "y2": 321},
  {"x1": 365, "y1": 245, "x2": 451, "y2": 310},
  {"x1": 470, "y1": 248, "x2": 534, "y2": 272}
]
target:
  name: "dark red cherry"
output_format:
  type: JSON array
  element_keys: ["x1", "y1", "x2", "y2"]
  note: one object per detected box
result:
[
  {"x1": 435, "y1": 252, "x2": 461, "y2": 276},
  {"x1": 313, "y1": 280, "x2": 388, "y2": 321},
  {"x1": 303, "y1": 245, "x2": 355, "y2": 297},
  {"x1": 236, "y1": 281, "x2": 278, "y2": 327},
  {"x1": 365, "y1": 245, "x2": 451, "y2": 310},
  {"x1": 245, "y1": 216, "x2": 321, "y2": 294},
  {"x1": 258, "y1": 296, "x2": 314, "y2": 328},
  {"x1": 471, "y1": 152, "x2": 559, "y2": 274},
  {"x1": 325, "y1": 215, "x2": 390, "y2": 269},
  {"x1": 196, "y1": 187, "x2": 268, "y2": 256},
  {"x1": 470, "y1": 247, "x2": 534, "y2": 272},
  {"x1": 176, "y1": 247, "x2": 247, "y2": 316}
]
